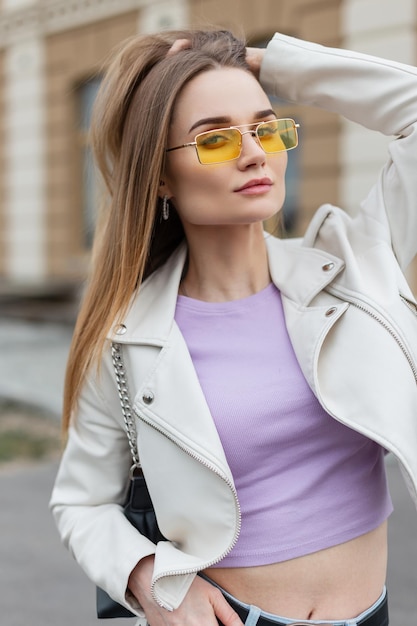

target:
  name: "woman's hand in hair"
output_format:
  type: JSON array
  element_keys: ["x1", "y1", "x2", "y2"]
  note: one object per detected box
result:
[
  {"x1": 245, "y1": 47, "x2": 265, "y2": 80},
  {"x1": 167, "y1": 39, "x2": 192, "y2": 56},
  {"x1": 128, "y1": 555, "x2": 244, "y2": 625}
]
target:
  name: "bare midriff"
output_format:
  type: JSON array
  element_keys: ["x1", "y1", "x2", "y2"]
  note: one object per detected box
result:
[{"x1": 203, "y1": 521, "x2": 387, "y2": 621}]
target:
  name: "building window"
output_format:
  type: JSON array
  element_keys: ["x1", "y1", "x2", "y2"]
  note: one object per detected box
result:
[{"x1": 78, "y1": 76, "x2": 101, "y2": 247}]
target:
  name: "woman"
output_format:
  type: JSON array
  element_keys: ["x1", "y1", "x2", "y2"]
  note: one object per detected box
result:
[{"x1": 50, "y1": 28, "x2": 417, "y2": 626}]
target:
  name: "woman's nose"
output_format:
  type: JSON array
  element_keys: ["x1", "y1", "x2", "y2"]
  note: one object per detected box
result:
[{"x1": 238, "y1": 130, "x2": 266, "y2": 166}]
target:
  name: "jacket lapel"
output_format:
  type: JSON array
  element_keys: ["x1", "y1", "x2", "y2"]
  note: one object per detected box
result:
[{"x1": 265, "y1": 234, "x2": 344, "y2": 304}]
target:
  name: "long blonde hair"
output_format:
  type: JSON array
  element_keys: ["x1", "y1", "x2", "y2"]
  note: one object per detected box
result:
[{"x1": 63, "y1": 29, "x2": 250, "y2": 431}]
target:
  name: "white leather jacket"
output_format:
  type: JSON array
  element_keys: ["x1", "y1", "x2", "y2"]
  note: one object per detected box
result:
[{"x1": 50, "y1": 34, "x2": 417, "y2": 618}]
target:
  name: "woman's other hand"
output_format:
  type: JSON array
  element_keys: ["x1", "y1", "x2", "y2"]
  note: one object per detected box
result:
[
  {"x1": 167, "y1": 39, "x2": 191, "y2": 56},
  {"x1": 245, "y1": 47, "x2": 265, "y2": 79},
  {"x1": 128, "y1": 556, "x2": 244, "y2": 625}
]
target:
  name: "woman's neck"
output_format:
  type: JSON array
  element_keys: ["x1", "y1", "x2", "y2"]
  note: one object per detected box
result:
[{"x1": 180, "y1": 223, "x2": 270, "y2": 302}]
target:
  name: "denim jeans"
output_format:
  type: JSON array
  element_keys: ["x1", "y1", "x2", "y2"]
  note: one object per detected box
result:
[{"x1": 215, "y1": 583, "x2": 388, "y2": 626}]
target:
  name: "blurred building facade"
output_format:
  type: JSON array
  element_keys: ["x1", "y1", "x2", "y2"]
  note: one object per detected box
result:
[{"x1": 0, "y1": 0, "x2": 416, "y2": 295}]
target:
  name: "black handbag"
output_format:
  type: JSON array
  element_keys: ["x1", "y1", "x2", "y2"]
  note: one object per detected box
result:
[{"x1": 96, "y1": 343, "x2": 165, "y2": 619}]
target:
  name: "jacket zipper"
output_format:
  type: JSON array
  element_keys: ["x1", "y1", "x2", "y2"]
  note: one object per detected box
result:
[
  {"x1": 133, "y1": 406, "x2": 242, "y2": 611},
  {"x1": 327, "y1": 287, "x2": 417, "y2": 383},
  {"x1": 400, "y1": 294, "x2": 417, "y2": 317}
]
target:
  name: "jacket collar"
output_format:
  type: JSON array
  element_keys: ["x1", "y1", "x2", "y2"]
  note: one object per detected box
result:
[
  {"x1": 266, "y1": 234, "x2": 344, "y2": 305},
  {"x1": 108, "y1": 234, "x2": 344, "y2": 345}
]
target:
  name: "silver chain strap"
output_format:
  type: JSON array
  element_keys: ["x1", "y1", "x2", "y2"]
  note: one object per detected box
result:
[{"x1": 111, "y1": 342, "x2": 141, "y2": 469}]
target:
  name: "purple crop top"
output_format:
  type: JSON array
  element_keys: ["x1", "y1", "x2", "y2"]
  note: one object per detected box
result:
[{"x1": 175, "y1": 283, "x2": 392, "y2": 566}]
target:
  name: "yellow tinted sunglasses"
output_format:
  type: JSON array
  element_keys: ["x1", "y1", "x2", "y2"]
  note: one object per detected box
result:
[{"x1": 166, "y1": 118, "x2": 299, "y2": 165}]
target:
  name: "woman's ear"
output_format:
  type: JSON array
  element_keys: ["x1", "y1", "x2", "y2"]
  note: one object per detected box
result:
[
  {"x1": 159, "y1": 179, "x2": 173, "y2": 199},
  {"x1": 158, "y1": 179, "x2": 166, "y2": 199}
]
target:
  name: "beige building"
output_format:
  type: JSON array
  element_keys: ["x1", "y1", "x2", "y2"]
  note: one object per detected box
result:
[{"x1": 0, "y1": 0, "x2": 416, "y2": 295}]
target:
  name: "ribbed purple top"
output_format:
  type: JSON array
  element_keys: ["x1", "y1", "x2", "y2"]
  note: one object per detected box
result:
[{"x1": 175, "y1": 283, "x2": 392, "y2": 566}]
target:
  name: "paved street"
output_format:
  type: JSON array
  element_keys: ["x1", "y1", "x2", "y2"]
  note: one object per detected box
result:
[
  {"x1": 0, "y1": 315, "x2": 133, "y2": 625},
  {"x1": 0, "y1": 317, "x2": 416, "y2": 625},
  {"x1": 0, "y1": 318, "x2": 73, "y2": 417},
  {"x1": 0, "y1": 459, "x2": 134, "y2": 626},
  {"x1": 385, "y1": 455, "x2": 417, "y2": 623}
]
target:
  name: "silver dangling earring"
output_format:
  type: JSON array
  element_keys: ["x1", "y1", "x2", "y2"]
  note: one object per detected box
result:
[{"x1": 162, "y1": 195, "x2": 170, "y2": 221}]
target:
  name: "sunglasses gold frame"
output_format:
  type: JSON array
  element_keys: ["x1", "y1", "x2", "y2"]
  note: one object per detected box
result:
[{"x1": 166, "y1": 118, "x2": 300, "y2": 164}]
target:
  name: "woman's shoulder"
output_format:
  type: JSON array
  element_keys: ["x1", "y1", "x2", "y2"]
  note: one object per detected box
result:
[{"x1": 106, "y1": 242, "x2": 187, "y2": 345}]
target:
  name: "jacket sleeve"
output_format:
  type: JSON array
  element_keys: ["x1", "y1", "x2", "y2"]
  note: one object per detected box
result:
[
  {"x1": 49, "y1": 347, "x2": 155, "y2": 617},
  {"x1": 260, "y1": 33, "x2": 417, "y2": 269}
]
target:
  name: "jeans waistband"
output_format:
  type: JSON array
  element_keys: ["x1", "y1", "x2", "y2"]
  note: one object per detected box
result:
[{"x1": 215, "y1": 585, "x2": 388, "y2": 626}]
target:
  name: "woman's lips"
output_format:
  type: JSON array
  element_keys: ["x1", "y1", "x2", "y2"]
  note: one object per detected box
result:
[{"x1": 234, "y1": 178, "x2": 273, "y2": 194}]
